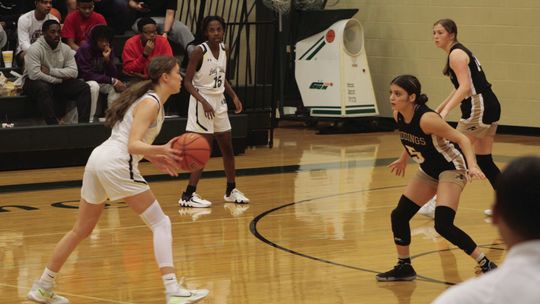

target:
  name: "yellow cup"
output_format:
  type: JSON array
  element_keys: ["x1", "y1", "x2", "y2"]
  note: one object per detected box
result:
[{"x1": 2, "y1": 50, "x2": 13, "y2": 68}]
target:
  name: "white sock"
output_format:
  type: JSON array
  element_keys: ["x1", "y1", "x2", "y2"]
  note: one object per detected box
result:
[
  {"x1": 38, "y1": 267, "x2": 57, "y2": 289},
  {"x1": 162, "y1": 273, "x2": 179, "y2": 293},
  {"x1": 475, "y1": 253, "x2": 486, "y2": 263}
]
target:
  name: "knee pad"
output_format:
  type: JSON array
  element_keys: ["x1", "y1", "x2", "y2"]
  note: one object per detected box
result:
[
  {"x1": 391, "y1": 195, "x2": 420, "y2": 246},
  {"x1": 434, "y1": 206, "x2": 477, "y2": 255},
  {"x1": 140, "y1": 200, "x2": 171, "y2": 233},
  {"x1": 140, "y1": 201, "x2": 174, "y2": 268}
]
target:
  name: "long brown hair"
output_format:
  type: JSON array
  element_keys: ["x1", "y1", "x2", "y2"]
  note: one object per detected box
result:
[
  {"x1": 105, "y1": 56, "x2": 178, "y2": 127},
  {"x1": 434, "y1": 18, "x2": 458, "y2": 76}
]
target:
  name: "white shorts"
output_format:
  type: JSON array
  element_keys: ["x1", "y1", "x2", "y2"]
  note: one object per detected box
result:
[
  {"x1": 186, "y1": 93, "x2": 231, "y2": 134},
  {"x1": 81, "y1": 144, "x2": 150, "y2": 204}
]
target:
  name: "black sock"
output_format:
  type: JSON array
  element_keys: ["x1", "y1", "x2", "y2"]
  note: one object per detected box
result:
[
  {"x1": 398, "y1": 257, "x2": 411, "y2": 265},
  {"x1": 183, "y1": 185, "x2": 196, "y2": 200},
  {"x1": 226, "y1": 182, "x2": 236, "y2": 196}
]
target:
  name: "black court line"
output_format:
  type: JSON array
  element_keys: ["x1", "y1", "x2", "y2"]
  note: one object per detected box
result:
[
  {"x1": 0, "y1": 158, "x2": 392, "y2": 194},
  {"x1": 0, "y1": 155, "x2": 515, "y2": 194},
  {"x1": 410, "y1": 244, "x2": 506, "y2": 260},
  {"x1": 249, "y1": 186, "x2": 507, "y2": 286}
]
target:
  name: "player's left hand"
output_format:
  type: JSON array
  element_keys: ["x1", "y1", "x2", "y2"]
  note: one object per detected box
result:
[
  {"x1": 233, "y1": 96, "x2": 243, "y2": 113},
  {"x1": 146, "y1": 154, "x2": 180, "y2": 176}
]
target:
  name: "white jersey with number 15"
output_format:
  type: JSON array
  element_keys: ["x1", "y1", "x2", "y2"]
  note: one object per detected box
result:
[{"x1": 193, "y1": 42, "x2": 226, "y2": 95}]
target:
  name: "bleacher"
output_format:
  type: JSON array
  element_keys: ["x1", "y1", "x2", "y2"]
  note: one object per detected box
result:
[
  {"x1": 0, "y1": 1, "x2": 275, "y2": 171},
  {"x1": 0, "y1": 63, "x2": 253, "y2": 171}
]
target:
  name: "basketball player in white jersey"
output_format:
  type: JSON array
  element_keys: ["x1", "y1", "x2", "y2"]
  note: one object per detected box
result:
[
  {"x1": 179, "y1": 16, "x2": 250, "y2": 208},
  {"x1": 27, "y1": 56, "x2": 209, "y2": 304}
]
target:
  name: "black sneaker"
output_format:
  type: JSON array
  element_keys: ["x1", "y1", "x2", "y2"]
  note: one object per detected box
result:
[
  {"x1": 478, "y1": 260, "x2": 498, "y2": 274},
  {"x1": 376, "y1": 263, "x2": 417, "y2": 281}
]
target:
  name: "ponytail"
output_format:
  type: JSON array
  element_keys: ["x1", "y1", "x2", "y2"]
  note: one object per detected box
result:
[
  {"x1": 416, "y1": 93, "x2": 429, "y2": 105},
  {"x1": 104, "y1": 80, "x2": 153, "y2": 127},
  {"x1": 105, "y1": 56, "x2": 179, "y2": 128}
]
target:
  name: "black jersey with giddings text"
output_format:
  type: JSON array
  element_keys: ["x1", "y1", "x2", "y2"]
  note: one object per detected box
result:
[
  {"x1": 397, "y1": 104, "x2": 467, "y2": 179},
  {"x1": 447, "y1": 43, "x2": 501, "y2": 125}
]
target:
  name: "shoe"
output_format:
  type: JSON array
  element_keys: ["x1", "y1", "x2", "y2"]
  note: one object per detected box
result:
[
  {"x1": 417, "y1": 196, "x2": 436, "y2": 219},
  {"x1": 27, "y1": 281, "x2": 69, "y2": 304},
  {"x1": 224, "y1": 203, "x2": 249, "y2": 217},
  {"x1": 484, "y1": 209, "x2": 493, "y2": 216},
  {"x1": 179, "y1": 193, "x2": 212, "y2": 208},
  {"x1": 376, "y1": 263, "x2": 417, "y2": 282},
  {"x1": 224, "y1": 188, "x2": 250, "y2": 204},
  {"x1": 178, "y1": 208, "x2": 212, "y2": 221},
  {"x1": 166, "y1": 286, "x2": 209, "y2": 304},
  {"x1": 476, "y1": 260, "x2": 498, "y2": 274}
]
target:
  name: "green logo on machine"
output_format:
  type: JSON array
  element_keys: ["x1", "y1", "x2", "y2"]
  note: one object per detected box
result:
[{"x1": 309, "y1": 82, "x2": 333, "y2": 90}]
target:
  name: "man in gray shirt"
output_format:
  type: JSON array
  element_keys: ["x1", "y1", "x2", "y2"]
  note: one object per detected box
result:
[{"x1": 22, "y1": 19, "x2": 90, "y2": 124}]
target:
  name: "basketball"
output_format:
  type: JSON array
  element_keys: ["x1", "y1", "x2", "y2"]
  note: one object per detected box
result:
[{"x1": 172, "y1": 133, "x2": 211, "y2": 172}]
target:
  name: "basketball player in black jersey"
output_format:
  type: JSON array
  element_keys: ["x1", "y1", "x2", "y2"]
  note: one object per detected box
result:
[
  {"x1": 376, "y1": 75, "x2": 497, "y2": 282},
  {"x1": 421, "y1": 19, "x2": 501, "y2": 218}
]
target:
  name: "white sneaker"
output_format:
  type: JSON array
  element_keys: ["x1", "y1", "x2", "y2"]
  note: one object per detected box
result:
[
  {"x1": 27, "y1": 281, "x2": 69, "y2": 304},
  {"x1": 417, "y1": 196, "x2": 436, "y2": 219},
  {"x1": 484, "y1": 209, "x2": 493, "y2": 216},
  {"x1": 224, "y1": 188, "x2": 250, "y2": 204},
  {"x1": 179, "y1": 193, "x2": 212, "y2": 208},
  {"x1": 178, "y1": 208, "x2": 212, "y2": 221},
  {"x1": 166, "y1": 286, "x2": 209, "y2": 304}
]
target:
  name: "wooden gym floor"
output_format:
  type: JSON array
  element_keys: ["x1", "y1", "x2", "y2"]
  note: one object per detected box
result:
[{"x1": 1, "y1": 124, "x2": 539, "y2": 303}]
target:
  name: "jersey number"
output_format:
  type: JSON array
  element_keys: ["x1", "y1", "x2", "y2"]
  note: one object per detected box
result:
[
  {"x1": 213, "y1": 75, "x2": 223, "y2": 88},
  {"x1": 405, "y1": 145, "x2": 425, "y2": 164}
]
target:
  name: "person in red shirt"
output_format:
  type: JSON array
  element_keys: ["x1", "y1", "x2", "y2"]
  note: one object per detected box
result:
[
  {"x1": 122, "y1": 17, "x2": 173, "y2": 79},
  {"x1": 62, "y1": 0, "x2": 106, "y2": 50}
]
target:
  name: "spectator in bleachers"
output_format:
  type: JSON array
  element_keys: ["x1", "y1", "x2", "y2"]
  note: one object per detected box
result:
[
  {"x1": 62, "y1": 0, "x2": 107, "y2": 51},
  {"x1": 122, "y1": 17, "x2": 172, "y2": 79},
  {"x1": 53, "y1": 0, "x2": 130, "y2": 34},
  {"x1": 76, "y1": 24, "x2": 125, "y2": 122},
  {"x1": 128, "y1": 0, "x2": 194, "y2": 51},
  {"x1": 16, "y1": 0, "x2": 59, "y2": 67},
  {"x1": 23, "y1": 19, "x2": 90, "y2": 124}
]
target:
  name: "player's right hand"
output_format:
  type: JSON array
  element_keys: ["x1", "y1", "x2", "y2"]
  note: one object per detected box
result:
[
  {"x1": 201, "y1": 100, "x2": 215, "y2": 119},
  {"x1": 143, "y1": 40, "x2": 155, "y2": 57},
  {"x1": 388, "y1": 158, "x2": 407, "y2": 177}
]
